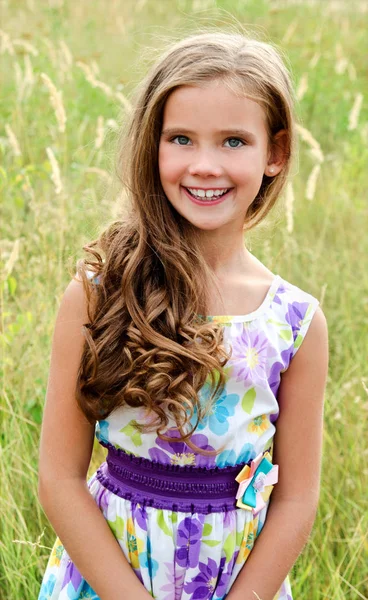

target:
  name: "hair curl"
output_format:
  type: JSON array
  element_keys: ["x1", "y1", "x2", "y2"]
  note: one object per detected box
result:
[{"x1": 75, "y1": 31, "x2": 296, "y2": 452}]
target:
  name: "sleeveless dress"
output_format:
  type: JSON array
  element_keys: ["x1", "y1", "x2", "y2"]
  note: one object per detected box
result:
[{"x1": 39, "y1": 274, "x2": 320, "y2": 600}]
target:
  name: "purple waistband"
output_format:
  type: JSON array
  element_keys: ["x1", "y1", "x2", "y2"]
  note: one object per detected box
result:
[{"x1": 96, "y1": 442, "x2": 247, "y2": 514}]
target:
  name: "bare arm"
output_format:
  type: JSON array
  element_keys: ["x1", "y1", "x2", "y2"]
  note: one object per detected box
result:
[
  {"x1": 226, "y1": 306, "x2": 329, "y2": 600},
  {"x1": 38, "y1": 278, "x2": 152, "y2": 600}
]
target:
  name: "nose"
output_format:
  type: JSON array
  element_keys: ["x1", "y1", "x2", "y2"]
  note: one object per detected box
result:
[{"x1": 187, "y1": 149, "x2": 224, "y2": 178}]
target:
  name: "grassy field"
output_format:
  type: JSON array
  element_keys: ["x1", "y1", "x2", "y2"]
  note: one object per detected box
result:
[{"x1": 1, "y1": 0, "x2": 368, "y2": 598}]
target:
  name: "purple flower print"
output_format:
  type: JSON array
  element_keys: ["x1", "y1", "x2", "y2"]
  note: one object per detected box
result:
[
  {"x1": 184, "y1": 556, "x2": 219, "y2": 599},
  {"x1": 268, "y1": 346, "x2": 295, "y2": 423},
  {"x1": 230, "y1": 327, "x2": 277, "y2": 389},
  {"x1": 272, "y1": 281, "x2": 288, "y2": 306},
  {"x1": 285, "y1": 301, "x2": 309, "y2": 343},
  {"x1": 131, "y1": 502, "x2": 148, "y2": 532},
  {"x1": 95, "y1": 485, "x2": 111, "y2": 514},
  {"x1": 215, "y1": 552, "x2": 239, "y2": 598},
  {"x1": 160, "y1": 562, "x2": 185, "y2": 600},
  {"x1": 149, "y1": 429, "x2": 216, "y2": 467},
  {"x1": 61, "y1": 558, "x2": 83, "y2": 592},
  {"x1": 175, "y1": 517, "x2": 203, "y2": 568}
]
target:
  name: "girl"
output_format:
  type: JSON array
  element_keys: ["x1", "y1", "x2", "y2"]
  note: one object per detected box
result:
[{"x1": 38, "y1": 32, "x2": 328, "y2": 600}]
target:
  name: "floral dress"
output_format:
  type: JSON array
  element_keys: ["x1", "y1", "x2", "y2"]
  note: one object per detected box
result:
[{"x1": 39, "y1": 274, "x2": 319, "y2": 600}]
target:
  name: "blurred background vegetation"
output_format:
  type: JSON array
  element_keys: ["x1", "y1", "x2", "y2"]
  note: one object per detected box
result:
[{"x1": 1, "y1": 0, "x2": 367, "y2": 598}]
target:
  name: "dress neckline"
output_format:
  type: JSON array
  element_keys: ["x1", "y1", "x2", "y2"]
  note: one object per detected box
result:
[{"x1": 197, "y1": 274, "x2": 282, "y2": 323}]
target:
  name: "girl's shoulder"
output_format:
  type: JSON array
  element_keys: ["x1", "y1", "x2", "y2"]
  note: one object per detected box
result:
[
  {"x1": 275, "y1": 275, "x2": 320, "y2": 309},
  {"x1": 271, "y1": 274, "x2": 321, "y2": 360}
]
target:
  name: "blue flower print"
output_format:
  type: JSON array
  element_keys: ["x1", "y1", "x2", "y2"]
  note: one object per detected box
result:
[
  {"x1": 193, "y1": 384, "x2": 239, "y2": 436},
  {"x1": 79, "y1": 584, "x2": 99, "y2": 599},
  {"x1": 139, "y1": 537, "x2": 159, "y2": 579},
  {"x1": 215, "y1": 442, "x2": 256, "y2": 467},
  {"x1": 95, "y1": 419, "x2": 109, "y2": 444},
  {"x1": 39, "y1": 574, "x2": 56, "y2": 600}
]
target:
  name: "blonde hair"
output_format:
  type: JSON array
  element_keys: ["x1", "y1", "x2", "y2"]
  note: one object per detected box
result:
[{"x1": 76, "y1": 31, "x2": 296, "y2": 452}]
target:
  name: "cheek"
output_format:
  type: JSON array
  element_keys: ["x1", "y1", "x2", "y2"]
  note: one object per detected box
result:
[
  {"x1": 158, "y1": 145, "x2": 184, "y2": 184},
  {"x1": 231, "y1": 153, "x2": 265, "y2": 183}
]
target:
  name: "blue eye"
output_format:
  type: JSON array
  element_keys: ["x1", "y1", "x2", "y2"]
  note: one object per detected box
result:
[
  {"x1": 172, "y1": 135, "x2": 191, "y2": 145},
  {"x1": 225, "y1": 138, "x2": 244, "y2": 148}
]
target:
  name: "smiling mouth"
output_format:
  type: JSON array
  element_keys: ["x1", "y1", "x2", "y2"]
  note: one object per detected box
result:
[{"x1": 183, "y1": 187, "x2": 233, "y2": 201}]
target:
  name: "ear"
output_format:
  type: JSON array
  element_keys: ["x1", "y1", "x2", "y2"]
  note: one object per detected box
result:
[{"x1": 264, "y1": 130, "x2": 289, "y2": 177}]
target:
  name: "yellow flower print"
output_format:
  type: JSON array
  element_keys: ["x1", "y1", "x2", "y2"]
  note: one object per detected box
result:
[
  {"x1": 247, "y1": 414, "x2": 269, "y2": 435},
  {"x1": 171, "y1": 452, "x2": 196, "y2": 466},
  {"x1": 127, "y1": 517, "x2": 144, "y2": 569},
  {"x1": 236, "y1": 519, "x2": 257, "y2": 564},
  {"x1": 49, "y1": 537, "x2": 64, "y2": 567},
  {"x1": 212, "y1": 316, "x2": 233, "y2": 324}
]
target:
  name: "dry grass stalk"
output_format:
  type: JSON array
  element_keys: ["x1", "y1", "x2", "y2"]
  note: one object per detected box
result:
[
  {"x1": 40, "y1": 73, "x2": 67, "y2": 133},
  {"x1": 313, "y1": 26, "x2": 322, "y2": 44},
  {"x1": 305, "y1": 164, "x2": 321, "y2": 201},
  {"x1": 319, "y1": 282, "x2": 327, "y2": 308},
  {"x1": 85, "y1": 168, "x2": 112, "y2": 184},
  {"x1": 46, "y1": 147, "x2": 63, "y2": 195},
  {"x1": 348, "y1": 93, "x2": 363, "y2": 131},
  {"x1": 14, "y1": 60, "x2": 31, "y2": 102},
  {"x1": 106, "y1": 119, "x2": 119, "y2": 131},
  {"x1": 41, "y1": 37, "x2": 58, "y2": 67},
  {"x1": 360, "y1": 123, "x2": 368, "y2": 145},
  {"x1": 135, "y1": 0, "x2": 148, "y2": 11},
  {"x1": 348, "y1": 63, "x2": 357, "y2": 81},
  {"x1": 24, "y1": 54, "x2": 35, "y2": 87},
  {"x1": 95, "y1": 116, "x2": 105, "y2": 149},
  {"x1": 12, "y1": 39, "x2": 38, "y2": 56},
  {"x1": 14, "y1": 60, "x2": 23, "y2": 88},
  {"x1": 3, "y1": 239, "x2": 20, "y2": 279},
  {"x1": 0, "y1": 29, "x2": 14, "y2": 55},
  {"x1": 5, "y1": 124, "x2": 22, "y2": 157},
  {"x1": 76, "y1": 61, "x2": 113, "y2": 97},
  {"x1": 282, "y1": 19, "x2": 298, "y2": 44},
  {"x1": 335, "y1": 42, "x2": 344, "y2": 60},
  {"x1": 59, "y1": 40, "x2": 73, "y2": 70},
  {"x1": 309, "y1": 52, "x2": 320, "y2": 69},
  {"x1": 76, "y1": 61, "x2": 131, "y2": 111},
  {"x1": 115, "y1": 91, "x2": 132, "y2": 112},
  {"x1": 295, "y1": 124, "x2": 324, "y2": 163},
  {"x1": 285, "y1": 182, "x2": 294, "y2": 234},
  {"x1": 296, "y1": 73, "x2": 308, "y2": 101},
  {"x1": 192, "y1": 0, "x2": 215, "y2": 10},
  {"x1": 335, "y1": 57, "x2": 348, "y2": 75},
  {"x1": 91, "y1": 60, "x2": 100, "y2": 76}
]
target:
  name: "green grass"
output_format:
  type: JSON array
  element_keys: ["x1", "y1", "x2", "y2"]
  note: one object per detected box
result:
[{"x1": 1, "y1": 0, "x2": 368, "y2": 598}]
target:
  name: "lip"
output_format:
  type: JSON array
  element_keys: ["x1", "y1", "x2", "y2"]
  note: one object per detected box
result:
[{"x1": 181, "y1": 186, "x2": 232, "y2": 206}]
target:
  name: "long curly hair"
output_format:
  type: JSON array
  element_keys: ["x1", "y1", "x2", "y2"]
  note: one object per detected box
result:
[{"x1": 75, "y1": 31, "x2": 296, "y2": 451}]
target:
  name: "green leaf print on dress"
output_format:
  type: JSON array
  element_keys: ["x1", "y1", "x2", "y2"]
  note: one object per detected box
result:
[
  {"x1": 107, "y1": 515, "x2": 125, "y2": 540},
  {"x1": 241, "y1": 387, "x2": 256, "y2": 413},
  {"x1": 119, "y1": 420, "x2": 142, "y2": 446}
]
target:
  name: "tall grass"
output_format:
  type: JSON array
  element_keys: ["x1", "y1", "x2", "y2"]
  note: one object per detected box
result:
[{"x1": 1, "y1": 0, "x2": 367, "y2": 598}]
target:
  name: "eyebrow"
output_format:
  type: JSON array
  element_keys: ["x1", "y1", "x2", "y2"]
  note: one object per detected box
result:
[{"x1": 161, "y1": 128, "x2": 256, "y2": 142}]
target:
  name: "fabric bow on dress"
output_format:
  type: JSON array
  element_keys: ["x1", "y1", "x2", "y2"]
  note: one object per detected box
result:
[{"x1": 235, "y1": 451, "x2": 279, "y2": 515}]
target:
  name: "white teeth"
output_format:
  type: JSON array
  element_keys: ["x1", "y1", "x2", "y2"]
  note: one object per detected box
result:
[{"x1": 187, "y1": 188, "x2": 228, "y2": 200}]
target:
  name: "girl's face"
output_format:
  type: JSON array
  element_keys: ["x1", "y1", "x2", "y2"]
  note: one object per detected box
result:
[{"x1": 158, "y1": 79, "x2": 282, "y2": 232}]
